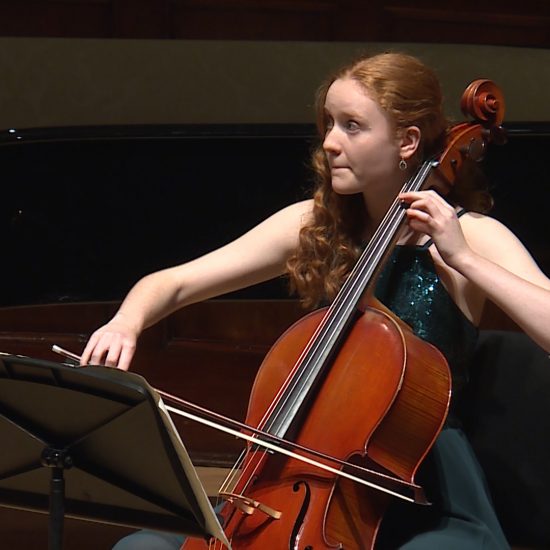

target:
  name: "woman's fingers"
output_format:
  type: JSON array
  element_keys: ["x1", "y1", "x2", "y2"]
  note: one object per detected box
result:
[
  {"x1": 80, "y1": 327, "x2": 136, "y2": 369},
  {"x1": 398, "y1": 190, "x2": 470, "y2": 266}
]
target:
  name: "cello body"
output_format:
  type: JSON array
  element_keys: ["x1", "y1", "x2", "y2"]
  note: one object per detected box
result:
[{"x1": 182, "y1": 304, "x2": 451, "y2": 549}]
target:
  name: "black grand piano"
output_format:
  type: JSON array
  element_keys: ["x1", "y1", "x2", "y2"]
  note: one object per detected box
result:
[{"x1": 1, "y1": 122, "x2": 549, "y2": 548}]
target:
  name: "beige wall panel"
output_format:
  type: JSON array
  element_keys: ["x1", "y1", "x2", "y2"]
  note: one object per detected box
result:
[{"x1": 0, "y1": 38, "x2": 549, "y2": 129}]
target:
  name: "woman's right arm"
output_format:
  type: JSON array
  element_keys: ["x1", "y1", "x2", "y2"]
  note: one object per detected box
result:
[{"x1": 80, "y1": 200, "x2": 312, "y2": 370}]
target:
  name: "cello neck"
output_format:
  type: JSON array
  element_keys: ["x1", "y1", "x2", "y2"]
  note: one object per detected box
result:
[{"x1": 262, "y1": 159, "x2": 439, "y2": 440}]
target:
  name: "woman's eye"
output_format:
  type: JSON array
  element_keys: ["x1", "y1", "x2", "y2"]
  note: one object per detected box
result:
[{"x1": 346, "y1": 120, "x2": 360, "y2": 132}]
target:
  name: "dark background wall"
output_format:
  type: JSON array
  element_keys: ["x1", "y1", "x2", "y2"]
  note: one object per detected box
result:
[{"x1": 0, "y1": 0, "x2": 547, "y2": 46}]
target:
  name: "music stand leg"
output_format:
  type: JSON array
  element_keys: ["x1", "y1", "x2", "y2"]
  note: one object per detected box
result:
[{"x1": 41, "y1": 448, "x2": 73, "y2": 550}]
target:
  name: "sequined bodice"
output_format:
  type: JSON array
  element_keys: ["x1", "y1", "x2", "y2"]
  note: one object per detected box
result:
[{"x1": 374, "y1": 245, "x2": 478, "y2": 392}]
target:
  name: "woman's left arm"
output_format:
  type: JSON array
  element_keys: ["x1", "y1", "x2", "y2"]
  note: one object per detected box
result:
[{"x1": 400, "y1": 190, "x2": 550, "y2": 352}]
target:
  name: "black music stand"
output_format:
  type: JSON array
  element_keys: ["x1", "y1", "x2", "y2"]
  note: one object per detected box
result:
[{"x1": 0, "y1": 353, "x2": 229, "y2": 550}]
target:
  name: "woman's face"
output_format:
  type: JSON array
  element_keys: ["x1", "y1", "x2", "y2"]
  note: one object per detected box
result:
[{"x1": 323, "y1": 78, "x2": 404, "y2": 200}]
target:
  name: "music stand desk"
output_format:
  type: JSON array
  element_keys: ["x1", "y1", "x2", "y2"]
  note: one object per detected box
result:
[{"x1": 0, "y1": 353, "x2": 229, "y2": 549}]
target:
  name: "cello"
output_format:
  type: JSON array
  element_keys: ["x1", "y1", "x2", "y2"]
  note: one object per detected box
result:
[{"x1": 173, "y1": 79, "x2": 506, "y2": 550}]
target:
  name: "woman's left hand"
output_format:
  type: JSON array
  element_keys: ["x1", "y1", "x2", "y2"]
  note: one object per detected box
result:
[{"x1": 399, "y1": 190, "x2": 472, "y2": 268}]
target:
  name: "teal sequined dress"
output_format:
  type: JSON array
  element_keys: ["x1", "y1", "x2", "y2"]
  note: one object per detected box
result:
[{"x1": 373, "y1": 242, "x2": 509, "y2": 549}]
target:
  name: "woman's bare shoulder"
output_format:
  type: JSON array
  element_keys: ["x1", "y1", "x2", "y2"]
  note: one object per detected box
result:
[
  {"x1": 252, "y1": 199, "x2": 314, "y2": 241},
  {"x1": 271, "y1": 199, "x2": 314, "y2": 224},
  {"x1": 460, "y1": 211, "x2": 523, "y2": 249}
]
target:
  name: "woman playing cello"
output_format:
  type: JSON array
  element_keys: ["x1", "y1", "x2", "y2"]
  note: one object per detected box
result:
[{"x1": 81, "y1": 52, "x2": 550, "y2": 549}]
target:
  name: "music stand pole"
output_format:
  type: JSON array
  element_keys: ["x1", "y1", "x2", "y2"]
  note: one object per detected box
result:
[{"x1": 41, "y1": 447, "x2": 73, "y2": 550}]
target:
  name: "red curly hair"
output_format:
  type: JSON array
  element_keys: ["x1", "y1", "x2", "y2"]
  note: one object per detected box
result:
[{"x1": 286, "y1": 52, "x2": 450, "y2": 309}]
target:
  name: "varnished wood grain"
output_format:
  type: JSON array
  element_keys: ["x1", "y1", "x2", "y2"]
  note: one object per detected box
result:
[{"x1": 0, "y1": 0, "x2": 547, "y2": 46}]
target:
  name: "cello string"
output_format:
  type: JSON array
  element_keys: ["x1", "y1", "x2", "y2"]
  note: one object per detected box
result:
[
  {"x1": 264, "y1": 160, "x2": 435, "y2": 437},
  {"x1": 218, "y1": 447, "x2": 247, "y2": 495},
  {"x1": 266, "y1": 162, "x2": 431, "y2": 421},
  {"x1": 226, "y1": 447, "x2": 265, "y2": 497},
  {"x1": 240, "y1": 172, "x2": 413, "y2": 437}
]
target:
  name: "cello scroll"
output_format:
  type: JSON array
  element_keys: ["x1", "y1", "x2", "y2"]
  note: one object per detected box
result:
[{"x1": 436, "y1": 79, "x2": 506, "y2": 192}]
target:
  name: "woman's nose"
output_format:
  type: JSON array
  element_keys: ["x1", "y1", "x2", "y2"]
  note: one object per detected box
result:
[{"x1": 323, "y1": 126, "x2": 341, "y2": 154}]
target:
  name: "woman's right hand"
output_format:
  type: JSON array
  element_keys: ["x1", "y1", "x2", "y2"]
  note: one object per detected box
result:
[{"x1": 80, "y1": 313, "x2": 140, "y2": 371}]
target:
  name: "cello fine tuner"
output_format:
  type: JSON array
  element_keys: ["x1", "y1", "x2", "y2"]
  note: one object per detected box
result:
[{"x1": 219, "y1": 492, "x2": 282, "y2": 520}]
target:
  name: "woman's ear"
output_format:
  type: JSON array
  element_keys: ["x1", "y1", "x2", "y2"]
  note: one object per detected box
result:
[{"x1": 399, "y1": 126, "x2": 421, "y2": 160}]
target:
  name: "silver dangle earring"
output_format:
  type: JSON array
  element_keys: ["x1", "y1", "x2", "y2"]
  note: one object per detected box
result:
[{"x1": 399, "y1": 158, "x2": 407, "y2": 171}]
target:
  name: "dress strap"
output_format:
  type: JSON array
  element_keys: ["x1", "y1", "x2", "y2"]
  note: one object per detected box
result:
[{"x1": 420, "y1": 208, "x2": 468, "y2": 250}]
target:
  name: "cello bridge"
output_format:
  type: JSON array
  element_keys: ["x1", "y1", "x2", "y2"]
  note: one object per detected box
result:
[{"x1": 219, "y1": 491, "x2": 282, "y2": 519}]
